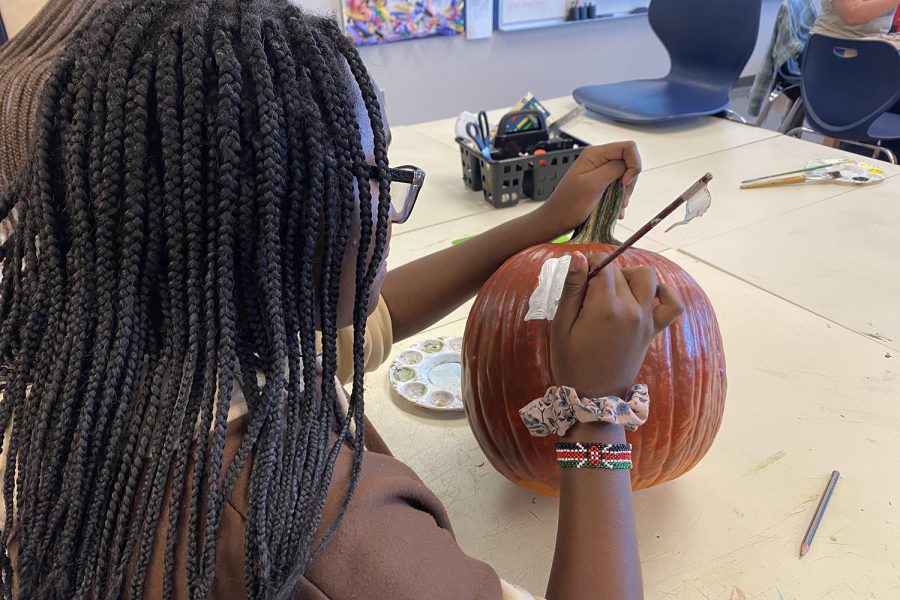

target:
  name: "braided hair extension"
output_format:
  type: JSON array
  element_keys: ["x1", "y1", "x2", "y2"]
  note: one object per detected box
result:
[
  {"x1": 0, "y1": 0, "x2": 392, "y2": 597},
  {"x1": 0, "y1": 0, "x2": 102, "y2": 241}
]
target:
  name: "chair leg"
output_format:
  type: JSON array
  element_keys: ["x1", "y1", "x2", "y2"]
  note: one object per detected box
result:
[
  {"x1": 873, "y1": 145, "x2": 898, "y2": 164},
  {"x1": 721, "y1": 109, "x2": 748, "y2": 124},
  {"x1": 777, "y1": 97, "x2": 804, "y2": 134},
  {"x1": 753, "y1": 100, "x2": 775, "y2": 127},
  {"x1": 784, "y1": 132, "x2": 899, "y2": 164},
  {"x1": 831, "y1": 140, "x2": 897, "y2": 164},
  {"x1": 756, "y1": 85, "x2": 801, "y2": 129},
  {"x1": 752, "y1": 81, "x2": 782, "y2": 127},
  {"x1": 785, "y1": 126, "x2": 815, "y2": 138}
]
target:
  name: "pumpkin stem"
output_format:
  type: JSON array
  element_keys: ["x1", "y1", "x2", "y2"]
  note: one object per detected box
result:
[{"x1": 570, "y1": 178, "x2": 624, "y2": 245}]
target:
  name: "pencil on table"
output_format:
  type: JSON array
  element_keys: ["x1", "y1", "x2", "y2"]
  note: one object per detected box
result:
[{"x1": 800, "y1": 470, "x2": 840, "y2": 558}]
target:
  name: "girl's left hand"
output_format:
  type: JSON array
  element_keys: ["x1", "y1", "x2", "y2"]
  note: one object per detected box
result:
[{"x1": 536, "y1": 141, "x2": 642, "y2": 237}]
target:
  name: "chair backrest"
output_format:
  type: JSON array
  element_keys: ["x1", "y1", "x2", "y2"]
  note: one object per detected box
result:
[
  {"x1": 801, "y1": 34, "x2": 900, "y2": 139},
  {"x1": 649, "y1": 0, "x2": 762, "y2": 87}
]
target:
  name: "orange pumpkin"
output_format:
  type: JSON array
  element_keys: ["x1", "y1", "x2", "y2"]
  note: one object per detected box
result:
[{"x1": 461, "y1": 182, "x2": 726, "y2": 495}]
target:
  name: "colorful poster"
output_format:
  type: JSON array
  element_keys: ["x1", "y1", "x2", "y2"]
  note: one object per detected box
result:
[{"x1": 344, "y1": 0, "x2": 465, "y2": 45}]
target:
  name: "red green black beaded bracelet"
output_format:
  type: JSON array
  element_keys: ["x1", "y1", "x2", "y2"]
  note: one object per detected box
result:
[{"x1": 555, "y1": 442, "x2": 633, "y2": 470}]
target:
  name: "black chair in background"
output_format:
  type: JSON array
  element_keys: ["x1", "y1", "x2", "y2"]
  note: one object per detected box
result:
[{"x1": 787, "y1": 34, "x2": 900, "y2": 164}]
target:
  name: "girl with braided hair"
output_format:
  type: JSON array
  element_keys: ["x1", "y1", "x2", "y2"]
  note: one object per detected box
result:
[{"x1": 0, "y1": 0, "x2": 682, "y2": 597}]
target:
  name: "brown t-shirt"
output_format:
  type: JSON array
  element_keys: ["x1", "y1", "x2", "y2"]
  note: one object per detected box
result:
[{"x1": 135, "y1": 415, "x2": 505, "y2": 599}]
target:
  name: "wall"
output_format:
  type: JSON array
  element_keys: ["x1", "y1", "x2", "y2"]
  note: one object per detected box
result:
[
  {"x1": 2, "y1": 0, "x2": 779, "y2": 126},
  {"x1": 304, "y1": 0, "x2": 779, "y2": 125}
]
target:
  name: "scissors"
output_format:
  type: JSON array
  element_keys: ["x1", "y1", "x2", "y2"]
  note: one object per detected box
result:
[
  {"x1": 476, "y1": 110, "x2": 491, "y2": 143},
  {"x1": 466, "y1": 112, "x2": 493, "y2": 158}
]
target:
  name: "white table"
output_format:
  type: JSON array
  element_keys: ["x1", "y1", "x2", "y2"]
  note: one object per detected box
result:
[
  {"x1": 368, "y1": 253, "x2": 900, "y2": 599},
  {"x1": 617, "y1": 135, "x2": 900, "y2": 249},
  {"x1": 370, "y1": 103, "x2": 900, "y2": 598},
  {"x1": 681, "y1": 175, "x2": 900, "y2": 353}
]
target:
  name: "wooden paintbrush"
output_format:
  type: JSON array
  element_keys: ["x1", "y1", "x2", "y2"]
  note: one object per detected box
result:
[
  {"x1": 740, "y1": 171, "x2": 841, "y2": 189},
  {"x1": 587, "y1": 173, "x2": 713, "y2": 279}
]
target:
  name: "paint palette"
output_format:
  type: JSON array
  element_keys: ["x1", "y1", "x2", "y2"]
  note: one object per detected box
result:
[
  {"x1": 805, "y1": 158, "x2": 885, "y2": 185},
  {"x1": 389, "y1": 337, "x2": 463, "y2": 412}
]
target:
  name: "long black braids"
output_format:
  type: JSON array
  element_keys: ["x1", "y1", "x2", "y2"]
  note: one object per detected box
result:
[
  {"x1": 70, "y1": 7, "x2": 170, "y2": 591},
  {"x1": 262, "y1": 20, "x2": 317, "y2": 573},
  {"x1": 300, "y1": 20, "x2": 386, "y2": 566},
  {"x1": 0, "y1": 0, "x2": 393, "y2": 597},
  {"x1": 279, "y1": 16, "x2": 355, "y2": 558},
  {"x1": 176, "y1": 16, "x2": 227, "y2": 599},
  {"x1": 194, "y1": 23, "x2": 246, "y2": 597}
]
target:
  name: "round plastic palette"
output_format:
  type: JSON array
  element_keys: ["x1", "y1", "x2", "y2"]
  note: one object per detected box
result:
[{"x1": 389, "y1": 337, "x2": 463, "y2": 412}]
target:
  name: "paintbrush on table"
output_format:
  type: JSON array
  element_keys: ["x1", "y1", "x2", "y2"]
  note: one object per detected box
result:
[
  {"x1": 740, "y1": 163, "x2": 840, "y2": 185},
  {"x1": 740, "y1": 171, "x2": 841, "y2": 189}
]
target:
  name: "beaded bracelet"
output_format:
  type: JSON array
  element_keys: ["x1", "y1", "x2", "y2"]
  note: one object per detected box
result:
[{"x1": 555, "y1": 442, "x2": 633, "y2": 470}]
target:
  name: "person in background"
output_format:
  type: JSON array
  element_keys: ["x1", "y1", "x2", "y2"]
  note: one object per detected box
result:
[
  {"x1": 811, "y1": 0, "x2": 900, "y2": 38},
  {"x1": 810, "y1": 1, "x2": 900, "y2": 160},
  {"x1": 747, "y1": 0, "x2": 818, "y2": 123}
]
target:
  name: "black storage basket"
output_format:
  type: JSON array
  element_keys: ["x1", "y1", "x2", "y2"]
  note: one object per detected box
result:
[{"x1": 457, "y1": 133, "x2": 589, "y2": 208}]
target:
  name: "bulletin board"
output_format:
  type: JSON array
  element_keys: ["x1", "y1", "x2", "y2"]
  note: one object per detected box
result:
[{"x1": 343, "y1": 0, "x2": 465, "y2": 45}]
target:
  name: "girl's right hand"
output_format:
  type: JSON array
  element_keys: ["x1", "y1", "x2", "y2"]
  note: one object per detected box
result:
[{"x1": 550, "y1": 252, "x2": 684, "y2": 399}]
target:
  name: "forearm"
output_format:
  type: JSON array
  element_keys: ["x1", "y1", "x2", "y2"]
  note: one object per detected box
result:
[
  {"x1": 381, "y1": 207, "x2": 565, "y2": 341},
  {"x1": 833, "y1": 0, "x2": 899, "y2": 26},
  {"x1": 546, "y1": 422, "x2": 643, "y2": 600}
]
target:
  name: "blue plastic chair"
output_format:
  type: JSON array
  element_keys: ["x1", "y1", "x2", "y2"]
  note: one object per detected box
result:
[
  {"x1": 572, "y1": 0, "x2": 762, "y2": 124},
  {"x1": 787, "y1": 34, "x2": 900, "y2": 163}
]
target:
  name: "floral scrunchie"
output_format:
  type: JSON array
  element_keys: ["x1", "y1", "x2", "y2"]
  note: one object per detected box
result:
[{"x1": 519, "y1": 384, "x2": 650, "y2": 437}]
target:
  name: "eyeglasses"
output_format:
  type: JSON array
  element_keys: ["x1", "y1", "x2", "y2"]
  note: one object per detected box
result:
[{"x1": 367, "y1": 164, "x2": 426, "y2": 224}]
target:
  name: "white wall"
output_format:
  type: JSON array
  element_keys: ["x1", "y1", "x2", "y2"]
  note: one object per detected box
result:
[
  {"x1": 365, "y1": 16, "x2": 672, "y2": 125},
  {"x1": 302, "y1": 0, "x2": 779, "y2": 125},
  {"x1": 5, "y1": 0, "x2": 777, "y2": 125}
]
